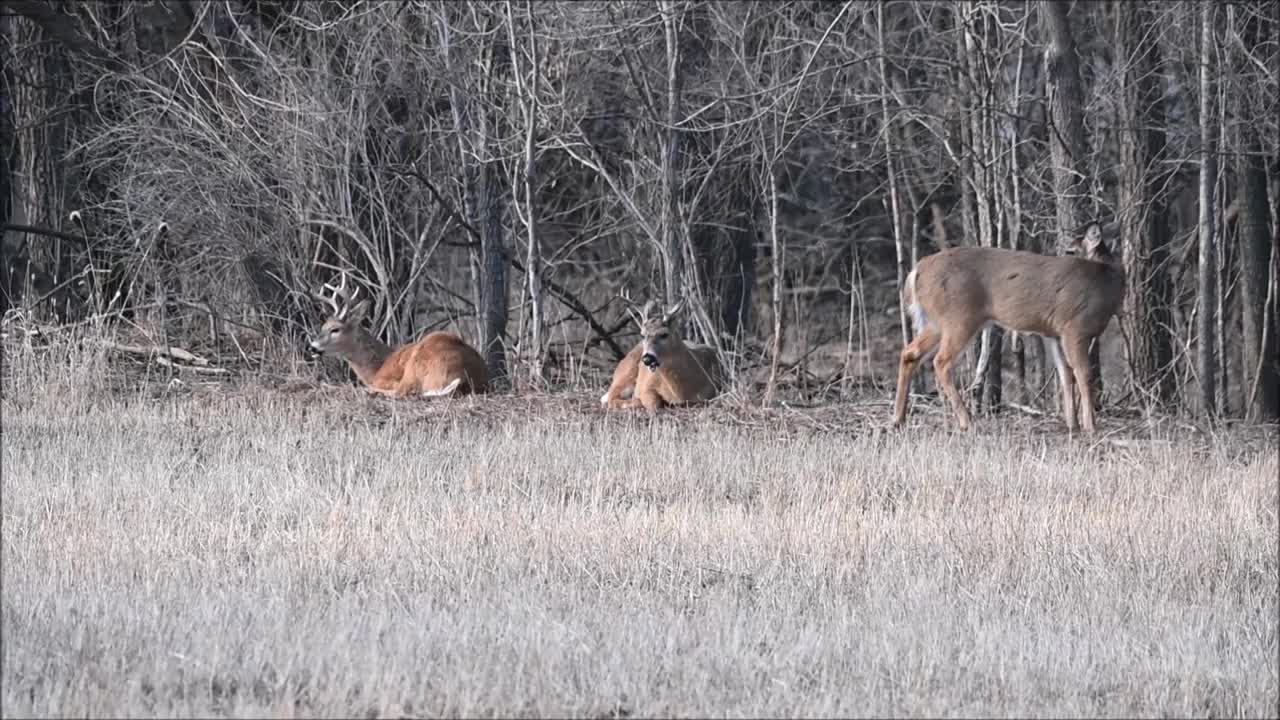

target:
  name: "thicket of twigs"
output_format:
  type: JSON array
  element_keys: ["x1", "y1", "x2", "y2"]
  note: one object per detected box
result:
[{"x1": 2, "y1": 1, "x2": 1277, "y2": 419}]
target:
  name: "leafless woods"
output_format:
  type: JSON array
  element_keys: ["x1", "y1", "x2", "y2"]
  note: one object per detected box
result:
[{"x1": 2, "y1": 1, "x2": 1277, "y2": 423}]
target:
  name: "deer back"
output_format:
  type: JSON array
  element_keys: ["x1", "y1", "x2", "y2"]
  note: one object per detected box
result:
[{"x1": 915, "y1": 246, "x2": 1124, "y2": 339}]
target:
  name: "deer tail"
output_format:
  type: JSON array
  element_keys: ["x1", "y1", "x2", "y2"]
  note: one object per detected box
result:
[
  {"x1": 903, "y1": 268, "x2": 928, "y2": 335},
  {"x1": 422, "y1": 377, "x2": 464, "y2": 398}
]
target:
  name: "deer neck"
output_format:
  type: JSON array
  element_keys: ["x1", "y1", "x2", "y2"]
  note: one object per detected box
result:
[
  {"x1": 341, "y1": 328, "x2": 393, "y2": 385},
  {"x1": 656, "y1": 342, "x2": 700, "y2": 383}
]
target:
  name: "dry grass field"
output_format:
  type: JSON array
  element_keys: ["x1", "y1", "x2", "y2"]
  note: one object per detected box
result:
[{"x1": 2, "y1": 334, "x2": 1277, "y2": 718}]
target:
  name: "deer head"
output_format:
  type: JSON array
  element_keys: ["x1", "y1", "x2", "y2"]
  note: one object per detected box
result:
[
  {"x1": 1062, "y1": 222, "x2": 1114, "y2": 263},
  {"x1": 621, "y1": 291, "x2": 688, "y2": 370},
  {"x1": 306, "y1": 270, "x2": 372, "y2": 360}
]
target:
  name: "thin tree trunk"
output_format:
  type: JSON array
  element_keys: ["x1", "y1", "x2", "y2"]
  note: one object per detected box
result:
[
  {"x1": 1006, "y1": 27, "x2": 1031, "y2": 405},
  {"x1": 721, "y1": 184, "x2": 755, "y2": 345},
  {"x1": 1197, "y1": 1, "x2": 1218, "y2": 417},
  {"x1": 961, "y1": 2, "x2": 1002, "y2": 412},
  {"x1": 660, "y1": 0, "x2": 684, "y2": 308},
  {"x1": 763, "y1": 162, "x2": 783, "y2": 407},
  {"x1": 954, "y1": 6, "x2": 979, "y2": 397},
  {"x1": 507, "y1": 1, "x2": 543, "y2": 385},
  {"x1": 878, "y1": 5, "x2": 910, "y2": 352}
]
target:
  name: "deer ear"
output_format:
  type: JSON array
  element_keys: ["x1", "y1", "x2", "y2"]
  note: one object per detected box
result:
[{"x1": 347, "y1": 299, "x2": 370, "y2": 322}]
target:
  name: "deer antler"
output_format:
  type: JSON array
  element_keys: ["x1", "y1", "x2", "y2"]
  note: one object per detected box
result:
[
  {"x1": 315, "y1": 269, "x2": 355, "y2": 318},
  {"x1": 618, "y1": 289, "x2": 645, "y2": 327},
  {"x1": 661, "y1": 298, "x2": 686, "y2": 325},
  {"x1": 638, "y1": 299, "x2": 657, "y2": 324}
]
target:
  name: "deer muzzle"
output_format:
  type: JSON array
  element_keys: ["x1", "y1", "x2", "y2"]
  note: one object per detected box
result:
[
  {"x1": 641, "y1": 352, "x2": 660, "y2": 368},
  {"x1": 304, "y1": 340, "x2": 323, "y2": 360}
]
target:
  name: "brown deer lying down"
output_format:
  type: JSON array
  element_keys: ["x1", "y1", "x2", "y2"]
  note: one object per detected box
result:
[
  {"x1": 306, "y1": 272, "x2": 488, "y2": 398},
  {"x1": 601, "y1": 297, "x2": 722, "y2": 411},
  {"x1": 892, "y1": 223, "x2": 1125, "y2": 434}
]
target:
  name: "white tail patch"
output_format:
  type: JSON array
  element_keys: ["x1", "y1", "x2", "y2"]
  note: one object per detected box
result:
[
  {"x1": 421, "y1": 377, "x2": 463, "y2": 398},
  {"x1": 905, "y1": 268, "x2": 928, "y2": 335}
]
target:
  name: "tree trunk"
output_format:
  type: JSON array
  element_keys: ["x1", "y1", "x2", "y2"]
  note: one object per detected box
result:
[
  {"x1": 660, "y1": 0, "x2": 684, "y2": 309},
  {"x1": 7, "y1": 17, "x2": 69, "y2": 323},
  {"x1": 879, "y1": 5, "x2": 910, "y2": 353},
  {"x1": 960, "y1": 2, "x2": 1002, "y2": 413},
  {"x1": 507, "y1": 1, "x2": 543, "y2": 385},
  {"x1": 762, "y1": 162, "x2": 783, "y2": 407},
  {"x1": 721, "y1": 185, "x2": 755, "y2": 344},
  {"x1": 1232, "y1": 7, "x2": 1279, "y2": 421},
  {"x1": 1197, "y1": 2, "x2": 1218, "y2": 417},
  {"x1": 1115, "y1": 0, "x2": 1176, "y2": 407},
  {"x1": 1041, "y1": 0, "x2": 1099, "y2": 409},
  {"x1": 1040, "y1": 1, "x2": 1090, "y2": 248}
]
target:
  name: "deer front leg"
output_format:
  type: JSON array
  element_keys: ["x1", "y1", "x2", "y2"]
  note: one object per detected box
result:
[
  {"x1": 365, "y1": 385, "x2": 404, "y2": 399},
  {"x1": 1062, "y1": 335, "x2": 1097, "y2": 434},
  {"x1": 609, "y1": 392, "x2": 645, "y2": 409},
  {"x1": 638, "y1": 389, "x2": 667, "y2": 413}
]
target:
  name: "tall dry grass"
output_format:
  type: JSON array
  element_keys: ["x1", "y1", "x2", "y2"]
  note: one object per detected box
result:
[{"x1": 2, "y1": 332, "x2": 1277, "y2": 718}]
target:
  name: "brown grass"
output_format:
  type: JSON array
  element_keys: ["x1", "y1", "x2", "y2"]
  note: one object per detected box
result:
[{"x1": 2, "y1": 332, "x2": 1277, "y2": 718}]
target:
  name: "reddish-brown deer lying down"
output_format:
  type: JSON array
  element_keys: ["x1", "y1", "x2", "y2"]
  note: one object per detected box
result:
[
  {"x1": 601, "y1": 297, "x2": 722, "y2": 411},
  {"x1": 307, "y1": 272, "x2": 489, "y2": 398},
  {"x1": 892, "y1": 224, "x2": 1125, "y2": 434}
]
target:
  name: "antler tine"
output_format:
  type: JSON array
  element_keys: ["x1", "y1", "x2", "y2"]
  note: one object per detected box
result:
[
  {"x1": 639, "y1": 299, "x2": 657, "y2": 323},
  {"x1": 315, "y1": 282, "x2": 342, "y2": 316},
  {"x1": 617, "y1": 288, "x2": 637, "y2": 310},
  {"x1": 334, "y1": 268, "x2": 353, "y2": 301},
  {"x1": 315, "y1": 267, "x2": 359, "y2": 318}
]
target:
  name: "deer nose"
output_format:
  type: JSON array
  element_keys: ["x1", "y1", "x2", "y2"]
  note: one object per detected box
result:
[
  {"x1": 641, "y1": 352, "x2": 660, "y2": 368},
  {"x1": 304, "y1": 340, "x2": 323, "y2": 360}
]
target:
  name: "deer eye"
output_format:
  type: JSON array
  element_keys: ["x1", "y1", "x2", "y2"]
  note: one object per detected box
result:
[{"x1": 328, "y1": 327, "x2": 340, "y2": 336}]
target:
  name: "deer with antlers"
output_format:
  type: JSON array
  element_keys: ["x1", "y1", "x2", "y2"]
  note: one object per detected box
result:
[
  {"x1": 306, "y1": 272, "x2": 489, "y2": 398},
  {"x1": 892, "y1": 223, "x2": 1125, "y2": 434},
  {"x1": 600, "y1": 295, "x2": 723, "y2": 411}
]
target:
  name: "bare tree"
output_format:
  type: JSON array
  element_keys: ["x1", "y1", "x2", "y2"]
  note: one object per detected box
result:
[
  {"x1": 2, "y1": 0, "x2": 1273, "y2": 420},
  {"x1": 438, "y1": 7, "x2": 510, "y2": 385},
  {"x1": 1231, "y1": 5, "x2": 1279, "y2": 421},
  {"x1": 1040, "y1": 0, "x2": 1101, "y2": 406},
  {"x1": 506, "y1": 0, "x2": 545, "y2": 385},
  {"x1": 1197, "y1": 1, "x2": 1218, "y2": 417},
  {"x1": 1114, "y1": 0, "x2": 1176, "y2": 407},
  {"x1": 660, "y1": 0, "x2": 685, "y2": 310}
]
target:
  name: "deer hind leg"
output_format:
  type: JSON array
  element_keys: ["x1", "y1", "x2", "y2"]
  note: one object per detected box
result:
[
  {"x1": 932, "y1": 324, "x2": 982, "y2": 431},
  {"x1": 1062, "y1": 334, "x2": 1097, "y2": 434},
  {"x1": 893, "y1": 325, "x2": 941, "y2": 426},
  {"x1": 1043, "y1": 337, "x2": 1077, "y2": 432}
]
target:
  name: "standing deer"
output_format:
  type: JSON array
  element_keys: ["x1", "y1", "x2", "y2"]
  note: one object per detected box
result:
[
  {"x1": 892, "y1": 223, "x2": 1125, "y2": 434},
  {"x1": 307, "y1": 272, "x2": 489, "y2": 398},
  {"x1": 601, "y1": 296, "x2": 722, "y2": 411}
]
